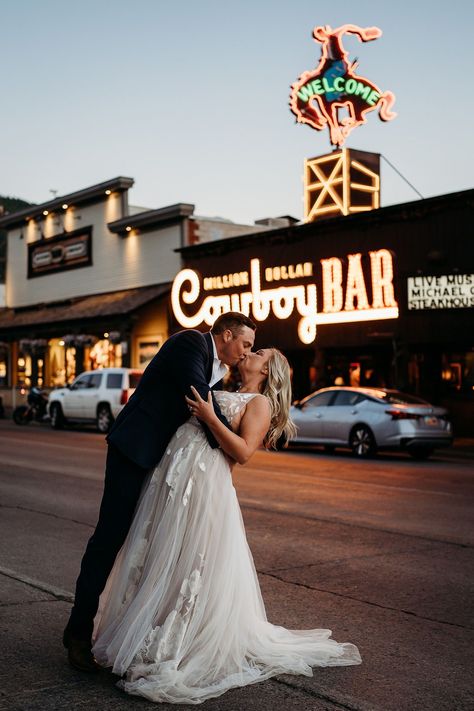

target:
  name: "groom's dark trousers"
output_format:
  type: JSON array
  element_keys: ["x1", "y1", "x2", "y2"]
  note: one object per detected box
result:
[
  {"x1": 65, "y1": 329, "x2": 229, "y2": 642},
  {"x1": 67, "y1": 444, "x2": 148, "y2": 641}
]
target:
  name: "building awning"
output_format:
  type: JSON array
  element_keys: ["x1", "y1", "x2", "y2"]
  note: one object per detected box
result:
[
  {"x1": 108, "y1": 203, "x2": 195, "y2": 237},
  {"x1": 0, "y1": 283, "x2": 170, "y2": 331}
]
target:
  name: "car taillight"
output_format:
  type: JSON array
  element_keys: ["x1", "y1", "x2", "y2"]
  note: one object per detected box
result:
[
  {"x1": 386, "y1": 409, "x2": 421, "y2": 420},
  {"x1": 120, "y1": 389, "x2": 129, "y2": 405}
]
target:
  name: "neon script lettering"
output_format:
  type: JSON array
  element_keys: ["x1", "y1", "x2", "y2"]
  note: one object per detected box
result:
[{"x1": 171, "y1": 250, "x2": 399, "y2": 345}]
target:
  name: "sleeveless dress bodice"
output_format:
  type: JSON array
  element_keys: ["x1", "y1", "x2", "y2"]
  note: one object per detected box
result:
[{"x1": 213, "y1": 390, "x2": 259, "y2": 424}]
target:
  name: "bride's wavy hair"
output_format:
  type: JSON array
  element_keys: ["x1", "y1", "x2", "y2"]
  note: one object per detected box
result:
[{"x1": 261, "y1": 349, "x2": 297, "y2": 450}]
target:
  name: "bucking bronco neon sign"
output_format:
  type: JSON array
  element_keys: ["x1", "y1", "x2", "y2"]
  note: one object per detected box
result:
[{"x1": 290, "y1": 24, "x2": 396, "y2": 147}]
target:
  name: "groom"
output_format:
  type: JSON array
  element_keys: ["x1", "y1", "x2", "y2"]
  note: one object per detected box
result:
[{"x1": 63, "y1": 312, "x2": 256, "y2": 671}]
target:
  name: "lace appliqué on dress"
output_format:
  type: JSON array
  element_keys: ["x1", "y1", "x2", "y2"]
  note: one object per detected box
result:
[
  {"x1": 123, "y1": 557, "x2": 205, "y2": 684},
  {"x1": 213, "y1": 391, "x2": 260, "y2": 425}
]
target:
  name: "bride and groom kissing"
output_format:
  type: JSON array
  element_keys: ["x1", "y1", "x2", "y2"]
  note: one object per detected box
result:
[{"x1": 63, "y1": 311, "x2": 361, "y2": 704}]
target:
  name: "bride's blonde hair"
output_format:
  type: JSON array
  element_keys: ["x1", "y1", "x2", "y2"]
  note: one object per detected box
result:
[{"x1": 261, "y1": 349, "x2": 297, "y2": 450}]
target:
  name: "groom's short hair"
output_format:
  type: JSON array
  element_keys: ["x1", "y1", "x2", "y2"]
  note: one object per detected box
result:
[{"x1": 211, "y1": 312, "x2": 256, "y2": 337}]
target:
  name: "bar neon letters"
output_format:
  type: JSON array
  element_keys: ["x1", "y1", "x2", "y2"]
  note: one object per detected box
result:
[{"x1": 171, "y1": 250, "x2": 399, "y2": 345}]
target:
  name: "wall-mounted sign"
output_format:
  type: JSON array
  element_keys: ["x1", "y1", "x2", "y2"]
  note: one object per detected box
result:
[
  {"x1": 27, "y1": 227, "x2": 92, "y2": 279},
  {"x1": 407, "y1": 274, "x2": 474, "y2": 310},
  {"x1": 172, "y1": 249, "x2": 398, "y2": 345},
  {"x1": 289, "y1": 24, "x2": 396, "y2": 147},
  {"x1": 137, "y1": 335, "x2": 164, "y2": 369}
]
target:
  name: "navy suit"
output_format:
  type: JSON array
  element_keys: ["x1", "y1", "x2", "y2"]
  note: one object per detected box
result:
[{"x1": 66, "y1": 330, "x2": 230, "y2": 641}]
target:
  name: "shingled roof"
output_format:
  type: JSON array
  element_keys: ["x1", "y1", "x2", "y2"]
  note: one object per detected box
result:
[{"x1": 0, "y1": 283, "x2": 170, "y2": 330}]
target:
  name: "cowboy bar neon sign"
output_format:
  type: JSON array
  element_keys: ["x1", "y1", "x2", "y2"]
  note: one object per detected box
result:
[
  {"x1": 171, "y1": 250, "x2": 399, "y2": 345},
  {"x1": 289, "y1": 24, "x2": 396, "y2": 147}
]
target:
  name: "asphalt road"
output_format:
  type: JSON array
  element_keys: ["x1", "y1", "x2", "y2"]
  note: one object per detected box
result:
[{"x1": 0, "y1": 419, "x2": 473, "y2": 711}]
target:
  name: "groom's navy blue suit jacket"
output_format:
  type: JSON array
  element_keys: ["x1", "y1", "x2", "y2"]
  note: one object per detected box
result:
[{"x1": 107, "y1": 330, "x2": 230, "y2": 469}]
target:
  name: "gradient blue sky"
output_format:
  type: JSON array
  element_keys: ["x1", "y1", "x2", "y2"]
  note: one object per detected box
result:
[{"x1": 2, "y1": 0, "x2": 473, "y2": 223}]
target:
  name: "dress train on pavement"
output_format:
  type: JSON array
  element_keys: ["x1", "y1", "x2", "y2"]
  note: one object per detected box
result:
[{"x1": 92, "y1": 391, "x2": 361, "y2": 704}]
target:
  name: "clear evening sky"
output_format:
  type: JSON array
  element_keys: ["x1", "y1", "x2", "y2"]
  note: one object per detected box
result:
[{"x1": 2, "y1": 0, "x2": 473, "y2": 224}]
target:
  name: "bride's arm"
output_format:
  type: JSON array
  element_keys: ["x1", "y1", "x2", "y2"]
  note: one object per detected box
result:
[{"x1": 185, "y1": 387, "x2": 271, "y2": 465}]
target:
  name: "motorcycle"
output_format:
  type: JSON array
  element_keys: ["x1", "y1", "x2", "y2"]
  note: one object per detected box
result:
[{"x1": 13, "y1": 386, "x2": 49, "y2": 425}]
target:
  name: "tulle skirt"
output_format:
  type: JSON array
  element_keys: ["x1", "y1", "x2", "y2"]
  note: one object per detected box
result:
[{"x1": 92, "y1": 419, "x2": 361, "y2": 704}]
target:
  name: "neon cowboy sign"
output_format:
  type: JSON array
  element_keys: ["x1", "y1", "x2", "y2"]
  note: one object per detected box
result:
[
  {"x1": 171, "y1": 249, "x2": 399, "y2": 345},
  {"x1": 289, "y1": 24, "x2": 396, "y2": 147}
]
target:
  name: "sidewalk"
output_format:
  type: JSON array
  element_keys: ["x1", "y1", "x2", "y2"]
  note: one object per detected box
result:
[{"x1": 448, "y1": 437, "x2": 474, "y2": 460}]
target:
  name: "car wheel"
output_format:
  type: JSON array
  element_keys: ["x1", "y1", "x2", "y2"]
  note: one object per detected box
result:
[
  {"x1": 50, "y1": 403, "x2": 65, "y2": 430},
  {"x1": 350, "y1": 425, "x2": 377, "y2": 458},
  {"x1": 97, "y1": 404, "x2": 114, "y2": 434},
  {"x1": 408, "y1": 447, "x2": 433, "y2": 460}
]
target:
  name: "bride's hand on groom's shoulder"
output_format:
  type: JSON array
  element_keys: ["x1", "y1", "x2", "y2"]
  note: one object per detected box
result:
[{"x1": 185, "y1": 386, "x2": 216, "y2": 425}]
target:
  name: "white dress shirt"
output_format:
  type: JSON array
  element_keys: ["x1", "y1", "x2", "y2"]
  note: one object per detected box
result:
[{"x1": 209, "y1": 334, "x2": 228, "y2": 387}]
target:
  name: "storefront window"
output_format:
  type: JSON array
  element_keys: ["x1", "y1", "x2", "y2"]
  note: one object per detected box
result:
[
  {"x1": 408, "y1": 354, "x2": 422, "y2": 394},
  {"x1": 16, "y1": 340, "x2": 48, "y2": 389},
  {"x1": 17, "y1": 353, "x2": 32, "y2": 387},
  {"x1": 36, "y1": 358, "x2": 44, "y2": 387},
  {"x1": 65, "y1": 347, "x2": 77, "y2": 383},
  {"x1": 349, "y1": 363, "x2": 361, "y2": 387},
  {"x1": 49, "y1": 338, "x2": 66, "y2": 386},
  {"x1": 47, "y1": 335, "x2": 122, "y2": 384},
  {"x1": 441, "y1": 352, "x2": 474, "y2": 393},
  {"x1": 87, "y1": 339, "x2": 122, "y2": 369},
  {"x1": 0, "y1": 344, "x2": 10, "y2": 387},
  {"x1": 465, "y1": 352, "x2": 474, "y2": 392}
]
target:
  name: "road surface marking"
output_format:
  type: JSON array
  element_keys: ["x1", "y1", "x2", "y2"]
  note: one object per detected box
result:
[{"x1": 0, "y1": 565, "x2": 74, "y2": 603}]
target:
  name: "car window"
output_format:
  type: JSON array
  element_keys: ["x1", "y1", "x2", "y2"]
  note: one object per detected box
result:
[
  {"x1": 128, "y1": 372, "x2": 142, "y2": 389},
  {"x1": 332, "y1": 390, "x2": 364, "y2": 406},
  {"x1": 376, "y1": 391, "x2": 429, "y2": 405},
  {"x1": 88, "y1": 373, "x2": 102, "y2": 389},
  {"x1": 72, "y1": 374, "x2": 90, "y2": 389},
  {"x1": 106, "y1": 373, "x2": 123, "y2": 389},
  {"x1": 304, "y1": 391, "x2": 334, "y2": 408}
]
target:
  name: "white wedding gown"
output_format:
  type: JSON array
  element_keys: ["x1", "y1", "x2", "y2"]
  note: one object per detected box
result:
[{"x1": 92, "y1": 391, "x2": 361, "y2": 704}]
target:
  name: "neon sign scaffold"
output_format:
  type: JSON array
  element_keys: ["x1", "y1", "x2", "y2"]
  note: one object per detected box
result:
[{"x1": 289, "y1": 24, "x2": 396, "y2": 147}]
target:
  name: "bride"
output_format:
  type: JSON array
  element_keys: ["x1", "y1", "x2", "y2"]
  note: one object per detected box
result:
[{"x1": 92, "y1": 348, "x2": 361, "y2": 704}]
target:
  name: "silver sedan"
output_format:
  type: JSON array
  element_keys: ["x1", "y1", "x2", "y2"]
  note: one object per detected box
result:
[{"x1": 290, "y1": 387, "x2": 453, "y2": 459}]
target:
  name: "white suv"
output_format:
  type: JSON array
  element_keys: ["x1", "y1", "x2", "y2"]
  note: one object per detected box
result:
[{"x1": 48, "y1": 367, "x2": 142, "y2": 433}]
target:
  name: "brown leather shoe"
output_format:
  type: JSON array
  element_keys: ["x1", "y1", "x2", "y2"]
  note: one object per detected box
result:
[{"x1": 65, "y1": 636, "x2": 101, "y2": 673}]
